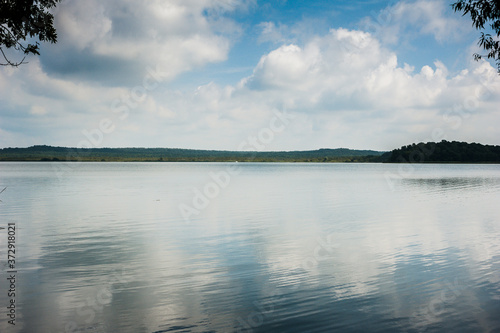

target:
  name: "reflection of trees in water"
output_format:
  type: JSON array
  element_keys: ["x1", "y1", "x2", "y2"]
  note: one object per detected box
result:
[{"x1": 402, "y1": 177, "x2": 500, "y2": 191}]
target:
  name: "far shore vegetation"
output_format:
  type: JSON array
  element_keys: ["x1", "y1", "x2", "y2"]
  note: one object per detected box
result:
[{"x1": 0, "y1": 141, "x2": 499, "y2": 163}]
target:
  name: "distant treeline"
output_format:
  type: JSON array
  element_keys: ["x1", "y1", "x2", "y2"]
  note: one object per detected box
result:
[
  {"x1": 0, "y1": 145, "x2": 385, "y2": 162},
  {"x1": 387, "y1": 140, "x2": 500, "y2": 163},
  {"x1": 1, "y1": 142, "x2": 499, "y2": 163}
]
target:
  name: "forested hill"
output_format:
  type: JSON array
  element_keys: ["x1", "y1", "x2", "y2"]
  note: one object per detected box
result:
[
  {"x1": 0, "y1": 145, "x2": 385, "y2": 162},
  {"x1": 387, "y1": 141, "x2": 500, "y2": 163},
  {"x1": 2, "y1": 142, "x2": 499, "y2": 163}
]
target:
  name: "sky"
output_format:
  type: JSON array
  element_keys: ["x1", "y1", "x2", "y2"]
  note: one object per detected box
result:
[{"x1": 1, "y1": 0, "x2": 499, "y2": 151}]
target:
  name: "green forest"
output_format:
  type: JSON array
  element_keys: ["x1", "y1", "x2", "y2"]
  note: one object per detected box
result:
[
  {"x1": 0, "y1": 141, "x2": 499, "y2": 163},
  {"x1": 387, "y1": 140, "x2": 500, "y2": 163},
  {"x1": 0, "y1": 145, "x2": 384, "y2": 162}
]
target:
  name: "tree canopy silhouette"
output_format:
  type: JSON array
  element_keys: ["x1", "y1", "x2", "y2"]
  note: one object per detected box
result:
[
  {"x1": 452, "y1": 0, "x2": 500, "y2": 73},
  {"x1": 0, "y1": 0, "x2": 60, "y2": 67},
  {"x1": 387, "y1": 140, "x2": 500, "y2": 163}
]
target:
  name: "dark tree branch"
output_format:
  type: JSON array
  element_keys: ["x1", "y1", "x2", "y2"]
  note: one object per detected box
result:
[
  {"x1": 452, "y1": 0, "x2": 500, "y2": 73},
  {"x1": 0, "y1": 0, "x2": 60, "y2": 67},
  {"x1": 0, "y1": 47, "x2": 27, "y2": 67}
]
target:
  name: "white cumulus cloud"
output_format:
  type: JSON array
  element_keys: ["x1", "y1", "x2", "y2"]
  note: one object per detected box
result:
[{"x1": 1, "y1": 1, "x2": 499, "y2": 151}]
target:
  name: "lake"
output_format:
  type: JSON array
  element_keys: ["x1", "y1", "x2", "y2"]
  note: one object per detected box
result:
[{"x1": 0, "y1": 162, "x2": 499, "y2": 332}]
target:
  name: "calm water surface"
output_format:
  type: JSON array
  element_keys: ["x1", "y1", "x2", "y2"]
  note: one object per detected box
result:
[{"x1": 0, "y1": 162, "x2": 499, "y2": 332}]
